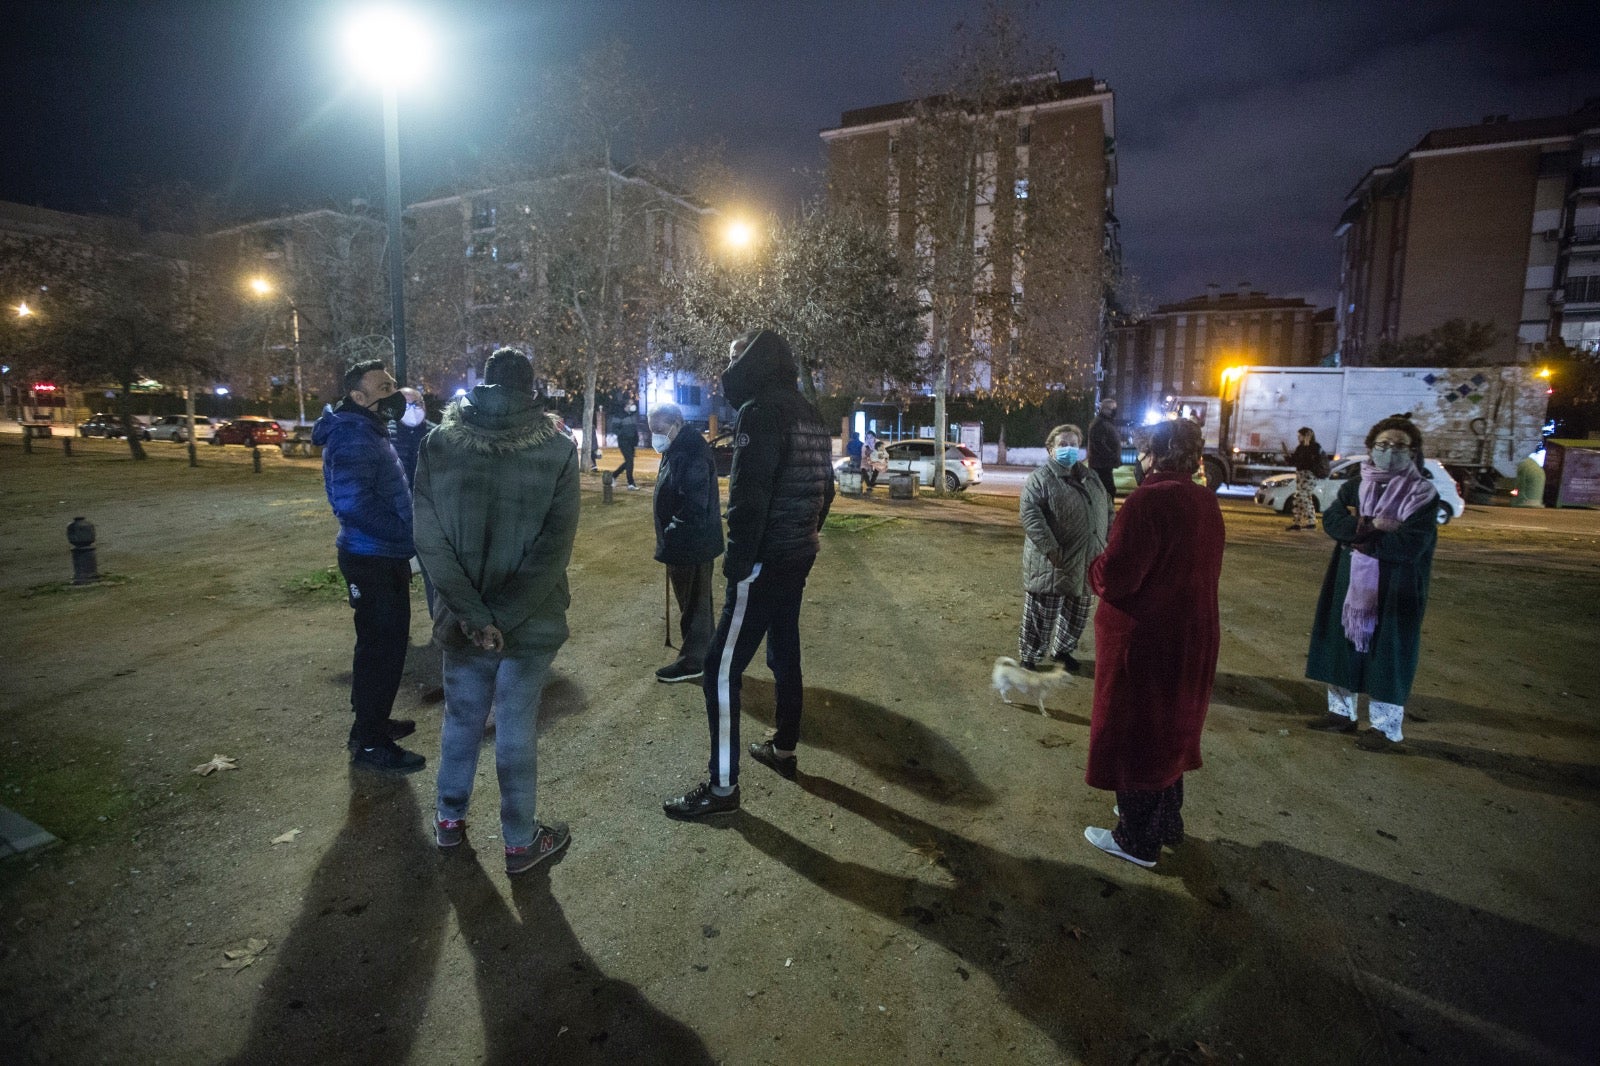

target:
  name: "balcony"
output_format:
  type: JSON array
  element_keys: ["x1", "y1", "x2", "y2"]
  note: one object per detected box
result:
[
  {"x1": 1573, "y1": 166, "x2": 1600, "y2": 194},
  {"x1": 1561, "y1": 274, "x2": 1600, "y2": 306},
  {"x1": 1570, "y1": 224, "x2": 1600, "y2": 246}
]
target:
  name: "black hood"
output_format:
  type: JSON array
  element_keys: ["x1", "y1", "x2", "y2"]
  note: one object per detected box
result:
[{"x1": 722, "y1": 330, "x2": 798, "y2": 408}]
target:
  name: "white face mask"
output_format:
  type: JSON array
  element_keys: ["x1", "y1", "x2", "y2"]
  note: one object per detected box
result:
[
  {"x1": 651, "y1": 432, "x2": 670, "y2": 452},
  {"x1": 401, "y1": 403, "x2": 425, "y2": 428}
]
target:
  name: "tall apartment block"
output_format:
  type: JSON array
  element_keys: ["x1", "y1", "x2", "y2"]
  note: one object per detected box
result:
[
  {"x1": 1106, "y1": 288, "x2": 1334, "y2": 418},
  {"x1": 1336, "y1": 100, "x2": 1600, "y2": 365},
  {"x1": 822, "y1": 73, "x2": 1117, "y2": 393}
]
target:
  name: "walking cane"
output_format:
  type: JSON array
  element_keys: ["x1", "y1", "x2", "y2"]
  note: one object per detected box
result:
[{"x1": 664, "y1": 568, "x2": 674, "y2": 648}]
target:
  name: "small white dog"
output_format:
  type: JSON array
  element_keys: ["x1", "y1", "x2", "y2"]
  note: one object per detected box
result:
[{"x1": 991, "y1": 656, "x2": 1074, "y2": 715}]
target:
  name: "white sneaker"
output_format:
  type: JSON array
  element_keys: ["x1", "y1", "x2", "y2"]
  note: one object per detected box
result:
[
  {"x1": 625, "y1": 483, "x2": 639, "y2": 491},
  {"x1": 1084, "y1": 826, "x2": 1155, "y2": 868}
]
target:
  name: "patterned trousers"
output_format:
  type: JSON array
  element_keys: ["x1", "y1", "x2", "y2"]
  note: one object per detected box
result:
[
  {"x1": 1327, "y1": 685, "x2": 1405, "y2": 741},
  {"x1": 1018, "y1": 591, "x2": 1093, "y2": 666},
  {"x1": 1293, "y1": 470, "x2": 1317, "y2": 527},
  {"x1": 1113, "y1": 777, "x2": 1184, "y2": 862}
]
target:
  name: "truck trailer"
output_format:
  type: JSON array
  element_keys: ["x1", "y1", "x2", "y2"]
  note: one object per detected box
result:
[{"x1": 1163, "y1": 365, "x2": 1549, "y2": 491}]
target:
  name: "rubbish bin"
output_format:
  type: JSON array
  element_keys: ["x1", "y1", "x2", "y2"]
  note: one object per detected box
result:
[
  {"x1": 839, "y1": 470, "x2": 863, "y2": 495},
  {"x1": 888, "y1": 472, "x2": 915, "y2": 500}
]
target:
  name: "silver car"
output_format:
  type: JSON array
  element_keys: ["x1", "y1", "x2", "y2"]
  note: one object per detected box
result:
[
  {"x1": 835, "y1": 439, "x2": 984, "y2": 492},
  {"x1": 146, "y1": 415, "x2": 217, "y2": 443},
  {"x1": 1254, "y1": 456, "x2": 1464, "y2": 525}
]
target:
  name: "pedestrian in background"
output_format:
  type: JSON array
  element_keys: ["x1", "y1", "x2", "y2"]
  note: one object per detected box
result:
[
  {"x1": 312, "y1": 359, "x2": 422, "y2": 773},
  {"x1": 649, "y1": 402, "x2": 724, "y2": 684},
  {"x1": 1083, "y1": 418, "x2": 1224, "y2": 868},
  {"x1": 392, "y1": 386, "x2": 438, "y2": 615},
  {"x1": 663, "y1": 329, "x2": 834, "y2": 819},
  {"x1": 413, "y1": 348, "x2": 581, "y2": 874},
  {"x1": 611, "y1": 403, "x2": 640, "y2": 490},
  {"x1": 1286, "y1": 426, "x2": 1327, "y2": 531},
  {"x1": 1304, "y1": 416, "x2": 1438, "y2": 753},
  {"x1": 845, "y1": 431, "x2": 864, "y2": 471},
  {"x1": 1017, "y1": 424, "x2": 1108, "y2": 673},
  {"x1": 1087, "y1": 398, "x2": 1122, "y2": 505},
  {"x1": 863, "y1": 436, "x2": 888, "y2": 493}
]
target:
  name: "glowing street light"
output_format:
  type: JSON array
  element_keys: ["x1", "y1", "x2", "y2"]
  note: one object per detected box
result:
[
  {"x1": 342, "y1": 6, "x2": 433, "y2": 387},
  {"x1": 248, "y1": 276, "x2": 307, "y2": 426},
  {"x1": 16, "y1": 301, "x2": 33, "y2": 318},
  {"x1": 723, "y1": 219, "x2": 755, "y2": 251}
]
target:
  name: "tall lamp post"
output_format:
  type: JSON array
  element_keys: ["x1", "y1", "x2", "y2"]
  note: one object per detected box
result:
[
  {"x1": 249, "y1": 277, "x2": 306, "y2": 427},
  {"x1": 344, "y1": 7, "x2": 432, "y2": 388}
]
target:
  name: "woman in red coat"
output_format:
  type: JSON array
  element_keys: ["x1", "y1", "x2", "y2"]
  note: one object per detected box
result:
[{"x1": 1083, "y1": 418, "x2": 1226, "y2": 868}]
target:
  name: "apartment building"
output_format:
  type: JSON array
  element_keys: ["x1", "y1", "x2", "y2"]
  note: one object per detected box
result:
[
  {"x1": 1336, "y1": 100, "x2": 1600, "y2": 365},
  {"x1": 822, "y1": 72, "x2": 1118, "y2": 395},
  {"x1": 1105, "y1": 288, "x2": 1332, "y2": 418}
]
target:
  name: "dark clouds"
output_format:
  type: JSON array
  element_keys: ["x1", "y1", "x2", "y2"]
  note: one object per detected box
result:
[{"x1": 2, "y1": 0, "x2": 1595, "y2": 309}]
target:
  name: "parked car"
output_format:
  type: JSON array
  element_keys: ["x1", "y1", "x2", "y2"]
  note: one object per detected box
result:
[
  {"x1": 1254, "y1": 456, "x2": 1464, "y2": 525},
  {"x1": 212, "y1": 416, "x2": 288, "y2": 448},
  {"x1": 78, "y1": 413, "x2": 148, "y2": 440},
  {"x1": 146, "y1": 415, "x2": 216, "y2": 443},
  {"x1": 833, "y1": 439, "x2": 984, "y2": 492}
]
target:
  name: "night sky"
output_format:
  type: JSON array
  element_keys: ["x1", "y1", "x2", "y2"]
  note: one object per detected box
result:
[{"x1": 2, "y1": 0, "x2": 1596, "y2": 309}]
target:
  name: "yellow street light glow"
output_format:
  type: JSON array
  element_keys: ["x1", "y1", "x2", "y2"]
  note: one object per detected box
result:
[
  {"x1": 16, "y1": 301, "x2": 33, "y2": 317},
  {"x1": 724, "y1": 220, "x2": 754, "y2": 249},
  {"x1": 1537, "y1": 367, "x2": 1552, "y2": 379},
  {"x1": 344, "y1": 7, "x2": 432, "y2": 88},
  {"x1": 248, "y1": 277, "x2": 272, "y2": 297},
  {"x1": 1220, "y1": 365, "x2": 1245, "y2": 385}
]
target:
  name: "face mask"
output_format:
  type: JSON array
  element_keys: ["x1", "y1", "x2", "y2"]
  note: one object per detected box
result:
[
  {"x1": 652, "y1": 433, "x2": 670, "y2": 452},
  {"x1": 1054, "y1": 446, "x2": 1082, "y2": 465},
  {"x1": 1371, "y1": 447, "x2": 1411, "y2": 472},
  {"x1": 401, "y1": 403, "x2": 425, "y2": 428},
  {"x1": 371, "y1": 391, "x2": 407, "y2": 422}
]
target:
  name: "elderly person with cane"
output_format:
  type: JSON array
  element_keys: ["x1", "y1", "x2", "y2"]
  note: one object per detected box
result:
[{"x1": 1304, "y1": 416, "x2": 1439, "y2": 753}]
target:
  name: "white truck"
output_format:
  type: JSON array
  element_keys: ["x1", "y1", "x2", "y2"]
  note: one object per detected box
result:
[{"x1": 1164, "y1": 365, "x2": 1549, "y2": 491}]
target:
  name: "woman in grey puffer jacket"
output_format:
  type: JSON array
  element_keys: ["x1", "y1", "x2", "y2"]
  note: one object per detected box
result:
[{"x1": 1018, "y1": 423, "x2": 1110, "y2": 672}]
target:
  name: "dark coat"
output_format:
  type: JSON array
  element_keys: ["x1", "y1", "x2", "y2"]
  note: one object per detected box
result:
[
  {"x1": 720, "y1": 330, "x2": 835, "y2": 582},
  {"x1": 312, "y1": 399, "x2": 414, "y2": 558},
  {"x1": 412, "y1": 385, "x2": 580, "y2": 654},
  {"x1": 1085, "y1": 471, "x2": 1226, "y2": 792},
  {"x1": 1020, "y1": 458, "x2": 1109, "y2": 595},
  {"x1": 392, "y1": 417, "x2": 436, "y2": 488},
  {"x1": 1087, "y1": 414, "x2": 1122, "y2": 470},
  {"x1": 613, "y1": 410, "x2": 639, "y2": 455},
  {"x1": 1290, "y1": 441, "x2": 1327, "y2": 475},
  {"x1": 653, "y1": 428, "x2": 725, "y2": 566},
  {"x1": 1304, "y1": 477, "x2": 1437, "y2": 704}
]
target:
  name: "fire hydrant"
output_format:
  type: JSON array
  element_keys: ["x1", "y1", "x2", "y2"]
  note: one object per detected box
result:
[{"x1": 67, "y1": 516, "x2": 100, "y2": 585}]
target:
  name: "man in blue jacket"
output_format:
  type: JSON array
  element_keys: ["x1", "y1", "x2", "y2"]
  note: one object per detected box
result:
[{"x1": 312, "y1": 359, "x2": 424, "y2": 773}]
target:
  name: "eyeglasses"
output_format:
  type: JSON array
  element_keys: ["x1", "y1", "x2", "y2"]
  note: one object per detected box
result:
[{"x1": 1371, "y1": 442, "x2": 1411, "y2": 454}]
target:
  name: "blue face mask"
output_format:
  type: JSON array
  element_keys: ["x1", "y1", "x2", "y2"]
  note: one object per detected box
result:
[
  {"x1": 651, "y1": 433, "x2": 671, "y2": 452},
  {"x1": 1054, "y1": 446, "x2": 1082, "y2": 465}
]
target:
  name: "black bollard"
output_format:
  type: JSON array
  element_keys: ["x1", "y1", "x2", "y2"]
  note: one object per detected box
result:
[
  {"x1": 188, "y1": 441, "x2": 197, "y2": 468},
  {"x1": 66, "y1": 516, "x2": 100, "y2": 585},
  {"x1": 602, "y1": 470, "x2": 614, "y2": 504},
  {"x1": 22, "y1": 432, "x2": 32, "y2": 455},
  {"x1": 251, "y1": 446, "x2": 262, "y2": 473},
  {"x1": 62, "y1": 437, "x2": 73, "y2": 457}
]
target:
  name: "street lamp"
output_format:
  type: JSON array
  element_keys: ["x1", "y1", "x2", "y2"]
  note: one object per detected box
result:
[
  {"x1": 723, "y1": 219, "x2": 756, "y2": 252},
  {"x1": 343, "y1": 6, "x2": 432, "y2": 388},
  {"x1": 248, "y1": 276, "x2": 306, "y2": 427}
]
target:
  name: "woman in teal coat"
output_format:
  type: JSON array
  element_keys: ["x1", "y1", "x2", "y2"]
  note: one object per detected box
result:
[{"x1": 1304, "y1": 416, "x2": 1439, "y2": 753}]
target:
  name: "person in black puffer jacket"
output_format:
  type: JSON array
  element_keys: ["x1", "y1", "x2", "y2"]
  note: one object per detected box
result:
[{"x1": 663, "y1": 328, "x2": 834, "y2": 819}]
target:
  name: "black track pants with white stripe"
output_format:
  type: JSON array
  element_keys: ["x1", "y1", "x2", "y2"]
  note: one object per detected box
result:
[{"x1": 700, "y1": 554, "x2": 816, "y2": 788}]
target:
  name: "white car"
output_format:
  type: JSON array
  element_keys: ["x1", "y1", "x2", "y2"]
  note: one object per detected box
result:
[
  {"x1": 835, "y1": 439, "x2": 984, "y2": 492},
  {"x1": 146, "y1": 415, "x2": 217, "y2": 443},
  {"x1": 1254, "y1": 456, "x2": 1464, "y2": 525}
]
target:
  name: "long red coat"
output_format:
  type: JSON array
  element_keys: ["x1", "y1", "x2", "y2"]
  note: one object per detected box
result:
[{"x1": 1085, "y1": 471, "x2": 1226, "y2": 792}]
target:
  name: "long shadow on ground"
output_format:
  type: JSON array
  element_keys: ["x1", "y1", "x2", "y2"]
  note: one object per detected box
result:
[
  {"x1": 227, "y1": 772, "x2": 449, "y2": 1064},
  {"x1": 739, "y1": 678, "x2": 995, "y2": 807},
  {"x1": 441, "y1": 851, "x2": 712, "y2": 1065},
  {"x1": 728, "y1": 774, "x2": 1598, "y2": 1065}
]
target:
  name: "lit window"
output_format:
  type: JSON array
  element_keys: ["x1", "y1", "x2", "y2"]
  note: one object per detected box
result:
[{"x1": 1014, "y1": 179, "x2": 1029, "y2": 199}]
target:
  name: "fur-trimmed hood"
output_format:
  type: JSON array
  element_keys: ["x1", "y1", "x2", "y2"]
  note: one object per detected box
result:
[{"x1": 433, "y1": 384, "x2": 562, "y2": 455}]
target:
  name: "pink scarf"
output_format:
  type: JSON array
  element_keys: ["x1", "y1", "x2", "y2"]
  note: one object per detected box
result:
[{"x1": 1341, "y1": 461, "x2": 1437, "y2": 652}]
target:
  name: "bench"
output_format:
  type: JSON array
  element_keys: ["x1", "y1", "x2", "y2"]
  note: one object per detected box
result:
[{"x1": 280, "y1": 427, "x2": 320, "y2": 458}]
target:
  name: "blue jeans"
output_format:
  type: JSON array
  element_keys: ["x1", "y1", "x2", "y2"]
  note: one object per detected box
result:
[{"x1": 437, "y1": 646, "x2": 557, "y2": 849}]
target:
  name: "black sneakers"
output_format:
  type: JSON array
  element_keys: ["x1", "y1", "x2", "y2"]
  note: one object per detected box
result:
[
  {"x1": 748, "y1": 741, "x2": 797, "y2": 780},
  {"x1": 505, "y1": 822, "x2": 570, "y2": 874},
  {"x1": 662, "y1": 781, "x2": 740, "y2": 820},
  {"x1": 655, "y1": 660, "x2": 704, "y2": 684},
  {"x1": 1307, "y1": 712, "x2": 1358, "y2": 734},
  {"x1": 346, "y1": 718, "x2": 417, "y2": 753},
  {"x1": 351, "y1": 740, "x2": 426, "y2": 774},
  {"x1": 1053, "y1": 652, "x2": 1082, "y2": 674}
]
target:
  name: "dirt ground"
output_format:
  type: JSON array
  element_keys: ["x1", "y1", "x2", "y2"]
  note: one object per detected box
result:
[{"x1": 1, "y1": 436, "x2": 1598, "y2": 1065}]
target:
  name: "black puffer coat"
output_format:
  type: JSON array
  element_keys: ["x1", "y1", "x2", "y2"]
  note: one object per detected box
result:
[
  {"x1": 653, "y1": 428, "x2": 724, "y2": 566},
  {"x1": 721, "y1": 330, "x2": 835, "y2": 581}
]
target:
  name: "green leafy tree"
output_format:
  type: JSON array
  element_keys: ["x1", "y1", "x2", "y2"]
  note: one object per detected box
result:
[{"x1": 1370, "y1": 319, "x2": 1502, "y2": 367}]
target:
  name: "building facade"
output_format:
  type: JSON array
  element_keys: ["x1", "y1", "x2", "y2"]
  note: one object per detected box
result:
[
  {"x1": 1105, "y1": 289, "x2": 1332, "y2": 420},
  {"x1": 1336, "y1": 100, "x2": 1600, "y2": 365},
  {"x1": 822, "y1": 72, "x2": 1118, "y2": 396}
]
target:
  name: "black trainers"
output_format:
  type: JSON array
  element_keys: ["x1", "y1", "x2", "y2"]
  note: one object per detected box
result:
[
  {"x1": 505, "y1": 822, "x2": 570, "y2": 874},
  {"x1": 748, "y1": 741, "x2": 797, "y2": 780},
  {"x1": 1355, "y1": 729, "x2": 1408, "y2": 754},
  {"x1": 663, "y1": 781, "x2": 740, "y2": 820},
  {"x1": 1307, "y1": 712, "x2": 1358, "y2": 734},
  {"x1": 655, "y1": 660, "x2": 704, "y2": 684},
  {"x1": 350, "y1": 740, "x2": 426, "y2": 774},
  {"x1": 1053, "y1": 652, "x2": 1082, "y2": 674},
  {"x1": 347, "y1": 718, "x2": 417, "y2": 752}
]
